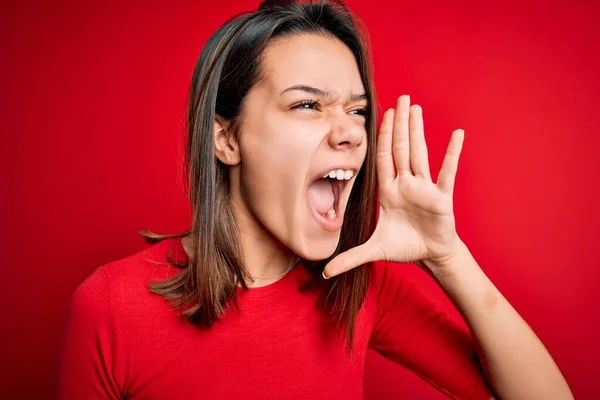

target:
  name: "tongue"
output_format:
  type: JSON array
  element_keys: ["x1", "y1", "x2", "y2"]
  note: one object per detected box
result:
[{"x1": 308, "y1": 178, "x2": 334, "y2": 214}]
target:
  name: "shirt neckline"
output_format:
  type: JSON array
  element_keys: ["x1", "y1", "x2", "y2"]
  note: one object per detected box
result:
[{"x1": 166, "y1": 236, "x2": 309, "y2": 300}]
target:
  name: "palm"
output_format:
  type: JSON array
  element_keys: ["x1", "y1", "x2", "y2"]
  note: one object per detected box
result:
[
  {"x1": 325, "y1": 95, "x2": 465, "y2": 278},
  {"x1": 374, "y1": 172, "x2": 455, "y2": 263}
]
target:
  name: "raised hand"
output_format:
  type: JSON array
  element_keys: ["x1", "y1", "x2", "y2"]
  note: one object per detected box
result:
[{"x1": 323, "y1": 95, "x2": 465, "y2": 279}]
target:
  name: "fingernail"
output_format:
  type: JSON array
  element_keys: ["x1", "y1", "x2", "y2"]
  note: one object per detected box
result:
[{"x1": 322, "y1": 270, "x2": 330, "y2": 279}]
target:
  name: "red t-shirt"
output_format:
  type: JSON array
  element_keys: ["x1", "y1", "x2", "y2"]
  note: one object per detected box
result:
[{"x1": 57, "y1": 237, "x2": 492, "y2": 399}]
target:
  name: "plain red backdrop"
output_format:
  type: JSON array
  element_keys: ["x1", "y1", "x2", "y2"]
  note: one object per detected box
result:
[{"x1": 1, "y1": 0, "x2": 599, "y2": 398}]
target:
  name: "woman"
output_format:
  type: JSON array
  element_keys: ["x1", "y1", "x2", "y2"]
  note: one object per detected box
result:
[{"x1": 57, "y1": 0, "x2": 573, "y2": 399}]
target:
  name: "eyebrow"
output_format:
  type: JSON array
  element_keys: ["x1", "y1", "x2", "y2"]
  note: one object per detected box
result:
[{"x1": 280, "y1": 84, "x2": 368, "y2": 103}]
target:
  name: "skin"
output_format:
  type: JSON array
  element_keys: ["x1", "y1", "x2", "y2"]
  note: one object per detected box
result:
[
  {"x1": 212, "y1": 33, "x2": 368, "y2": 286},
  {"x1": 192, "y1": 32, "x2": 574, "y2": 398},
  {"x1": 321, "y1": 97, "x2": 574, "y2": 398}
]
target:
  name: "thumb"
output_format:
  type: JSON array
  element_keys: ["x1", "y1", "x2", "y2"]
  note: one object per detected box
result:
[{"x1": 322, "y1": 241, "x2": 383, "y2": 279}]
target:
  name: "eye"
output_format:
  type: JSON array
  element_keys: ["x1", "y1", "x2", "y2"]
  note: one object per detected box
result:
[
  {"x1": 291, "y1": 100, "x2": 369, "y2": 118},
  {"x1": 291, "y1": 100, "x2": 321, "y2": 111},
  {"x1": 349, "y1": 107, "x2": 369, "y2": 117}
]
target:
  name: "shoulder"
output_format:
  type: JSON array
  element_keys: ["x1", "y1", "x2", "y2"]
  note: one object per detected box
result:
[
  {"x1": 68, "y1": 238, "x2": 180, "y2": 318},
  {"x1": 101, "y1": 238, "x2": 179, "y2": 291},
  {"x1": 368, "y1": 260, "x2": 413, "y2": 300},
  {"x1": 366, "y1": 260, "x2": 447, "y2": 330},
  {"x1": 363, "y1": 260, "x2": 424, "y2": 328}
]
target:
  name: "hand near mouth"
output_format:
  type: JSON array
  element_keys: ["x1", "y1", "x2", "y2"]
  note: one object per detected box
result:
[{"x1": 323, "y1": 95, "x2": 465, "y2": 279}]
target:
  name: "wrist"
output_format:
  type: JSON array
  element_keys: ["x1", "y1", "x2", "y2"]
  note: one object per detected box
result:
[{"x1": 423, "y1": 238, "x2": 469, "y2": 278}]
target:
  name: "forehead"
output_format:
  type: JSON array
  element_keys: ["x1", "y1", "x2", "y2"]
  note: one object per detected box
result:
[{"x1": 259, "y1": 33, "x2": 365, "y2": 97}]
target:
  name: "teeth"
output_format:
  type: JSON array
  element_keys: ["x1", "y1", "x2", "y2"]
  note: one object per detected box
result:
[
  {"x1": 327, "y1": 206, "x2": 336, "y2": 220},
  {"x1": 322, "y1": 169, "x2": 354, "y2": 180}
]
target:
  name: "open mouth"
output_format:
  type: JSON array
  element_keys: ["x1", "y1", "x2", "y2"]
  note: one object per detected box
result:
[{"x1": 307, "y1": 168, "x2": 355, "y2": 231}]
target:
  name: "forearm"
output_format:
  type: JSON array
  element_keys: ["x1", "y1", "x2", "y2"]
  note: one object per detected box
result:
[{"x1": 425, "y1": 240, "x2": 573, "y2": 400}]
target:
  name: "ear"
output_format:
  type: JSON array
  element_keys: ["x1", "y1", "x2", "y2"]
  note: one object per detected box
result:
[{"x1": 213, "y1": 115, "x2": 240, "y2": 166}]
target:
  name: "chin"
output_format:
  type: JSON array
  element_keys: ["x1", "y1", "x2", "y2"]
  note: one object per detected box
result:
[{"x1": 293, "y1": 231, "x2": 341, "y2": 261}]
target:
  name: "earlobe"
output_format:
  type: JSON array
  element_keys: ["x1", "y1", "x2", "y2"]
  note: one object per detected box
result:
[{"x1": 213, "y1": 116, "x2": 240, "y2": 165}]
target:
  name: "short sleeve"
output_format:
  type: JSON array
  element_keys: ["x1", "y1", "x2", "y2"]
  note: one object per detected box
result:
[
  {"x1": 368, "y1": 261, "x2": 493, "y2": 400},
  {"x1": 56, "y1": 267, "x2": 123, "y2": 400}
]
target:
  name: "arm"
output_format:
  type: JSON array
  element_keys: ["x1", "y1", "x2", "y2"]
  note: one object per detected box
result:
[
  {"x1": 56, "y1": 267, "x2": 123, "y2": 400},
  {"x1": 323, "y1": 96, "x2": 573, "y2": 399},
  {"x1": 424, "y1": 239, "x2": 573, "y2": 400},
  {"x1": 369, "y1": 260, "x2": 495, "y2": 400}
]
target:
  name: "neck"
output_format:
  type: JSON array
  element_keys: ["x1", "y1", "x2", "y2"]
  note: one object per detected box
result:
[
  {"x1": 233, "y1": 201, "x2": 297, "y2": 287},
  {"x1": 181, "y1": 203, "x2": 297, "y2": 288}
]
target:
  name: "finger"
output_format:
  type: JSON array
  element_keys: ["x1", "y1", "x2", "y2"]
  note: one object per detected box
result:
[
  {"x1": 437, "y1": 129, "x2": 465, "y2": 194},
  {"x1": 392, "y1": 95, "x2": 411, "y2": 176},
  {"x1": 376, "y1": 108, "x2": 396, "y2": 184},
  {"x1": 408, "y1": 104, "x2": 432, "y2": 180},
  {"x1": 322, "y1": 242, "x2": 383, "y2": 279}
]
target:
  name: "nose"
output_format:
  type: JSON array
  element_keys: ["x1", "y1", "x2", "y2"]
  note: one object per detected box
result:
[{"x1": 326, "y1": 113, "x2": 365, "y2": 152}]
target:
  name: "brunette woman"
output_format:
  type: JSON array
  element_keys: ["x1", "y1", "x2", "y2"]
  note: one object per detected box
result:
[{"x1": 58, "y1": 1, "x2": 572, "y2": 399}]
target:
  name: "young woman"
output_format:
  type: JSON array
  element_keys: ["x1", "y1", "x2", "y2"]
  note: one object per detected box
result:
[{"x1": 57, "y1": 1, "x2": 573, "y2": 399}]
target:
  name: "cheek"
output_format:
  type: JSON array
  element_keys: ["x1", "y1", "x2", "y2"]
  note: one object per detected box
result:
[
  {"x1": 241, "y1": 119, "x2": 320, "y2": 182},
  {"x1": 238, "y1": 127, "x2": 315, "y2": 222},
  {"x1": 242, "y1": 138, "x2": 310, "y2": 182},
  {"x1": 235, "y1": 119, "x2": 350, "y2": 260}
]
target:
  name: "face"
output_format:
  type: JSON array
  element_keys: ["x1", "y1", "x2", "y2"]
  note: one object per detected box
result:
[{"x1": 225, "y1": 33, "x2": 369, "y2": 260}]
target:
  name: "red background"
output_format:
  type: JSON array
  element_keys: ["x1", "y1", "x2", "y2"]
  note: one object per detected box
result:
[{"x1": 1, "y1": 0, "x2": 599, "y2": 398}]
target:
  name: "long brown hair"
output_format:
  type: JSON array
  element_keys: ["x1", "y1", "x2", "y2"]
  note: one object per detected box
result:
[{"x1": 141, "y1": 0, "x2": 378, "y2": 354}]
